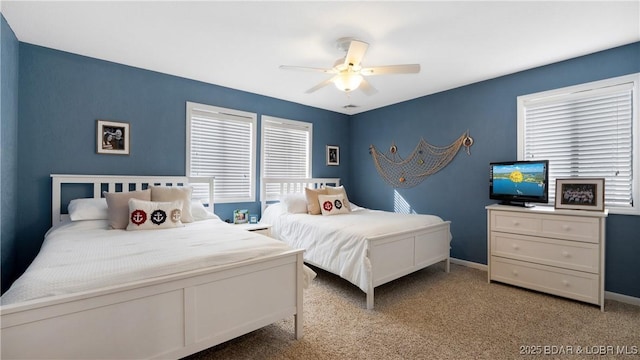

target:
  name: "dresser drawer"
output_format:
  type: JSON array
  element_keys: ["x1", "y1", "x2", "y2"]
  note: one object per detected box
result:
[
  {"x1": 491, "y1": 211, "x2": 601, "y2": 243},
  {"x1": 490, "y1": 257, "x2": 599, "y2": 305},
  {"x1": 491, "y1": 212, "x2": 541, "y2": 236},
  {"x1": 491, "y1": 233, "x2": 599, "y2": 273},
  {"x1": 541, "y1": 215, "x2": 600, "y2": 243}
]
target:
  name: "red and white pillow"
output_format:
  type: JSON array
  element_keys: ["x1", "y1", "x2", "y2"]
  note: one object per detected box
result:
[
  {"x1": 126, "y1": 198, "x2": 184, "y2": 230},
  {"x1": 324, "y1": 186, "x2": 352, "y2": 212},
  {"x1": 317, "y1": 194, "x2": 350, "y2": 216}
]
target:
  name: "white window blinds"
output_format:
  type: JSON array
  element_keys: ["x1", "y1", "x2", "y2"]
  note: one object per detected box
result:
[
  {"x1": 261, "y1": 116, "x2": 312, "y2": 197},
  {"x1": 187, "y1": 102, "x2": 256, "y2": 203},
  {"x1": 518, "y1": 74, "x2": 639, "y2": 214}
]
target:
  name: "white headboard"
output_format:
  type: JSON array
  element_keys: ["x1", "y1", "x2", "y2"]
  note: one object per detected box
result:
[
  {"x1": 260, "y1": 177, "x2": 340, "y2": 211},
  {"x1": 51, "y1": 174, "x2": 215, "y2": 224}
]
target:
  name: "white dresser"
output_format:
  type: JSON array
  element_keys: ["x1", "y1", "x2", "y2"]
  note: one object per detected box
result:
[{"x1": 486, "y1": 204, "x2": 608, "y2": 311}]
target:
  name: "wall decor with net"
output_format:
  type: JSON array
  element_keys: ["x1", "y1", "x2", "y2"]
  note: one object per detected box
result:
[{"x1": 369, "y1": 131, "x2": 473, "y2": 188}]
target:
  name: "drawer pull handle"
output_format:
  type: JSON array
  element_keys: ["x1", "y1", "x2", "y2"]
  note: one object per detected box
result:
[
  {"x1": 562, "y1": 251, "x2": 570, "y2": 258},
  {"x1": 512, "y1": 270, "x2": 518, "y2": 276},
  {"x1": 562, "y1": 224, "x2": 571, "y2": 231},
  {"x1": 562, "y1": 280, "x2": 570, "y2": 287},
  {"x1": 513, "y1": 221, "x2": 520, "y2": 226},
  {"x1": 512, "y1": 244, "x2": 520, "y2": 250}
]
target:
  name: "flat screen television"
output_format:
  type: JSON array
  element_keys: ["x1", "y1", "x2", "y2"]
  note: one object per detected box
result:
[{"x1": 489, "y1": 160, "x2": 549, "y2": 207}]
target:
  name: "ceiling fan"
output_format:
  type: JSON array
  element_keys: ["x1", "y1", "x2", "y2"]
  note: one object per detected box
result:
[{"x1": 280, "y1": 37, "x2": 420, "y2": 95}]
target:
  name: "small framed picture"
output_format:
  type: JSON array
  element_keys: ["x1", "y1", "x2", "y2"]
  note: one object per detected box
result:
[
  {"x1": 555, "y1": 178, "x2": 605, "y2": 211},
  {"x1": 249, "y1": 215, "x2": 258, "y2": 224},
  {"x1": 233, "y1": 209, "x2": 249, "y2": 224},
  {"x1": 97, "y1": 120, "x2": 130, "y2": 155},
  {"x1": 326, "y1": 145, "x2": 339, "y2": 166}
]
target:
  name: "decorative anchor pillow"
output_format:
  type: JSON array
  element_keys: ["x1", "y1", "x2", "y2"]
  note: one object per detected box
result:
[
  {"x1": 317, "y1": 194, "x2": 350, "y2": 216},
  {"x1": 126, "y1": 198, "x2": 184, "y2": 230},
  {"x1": 324, "y1": 185, "x2": 352, "y2": 212}
]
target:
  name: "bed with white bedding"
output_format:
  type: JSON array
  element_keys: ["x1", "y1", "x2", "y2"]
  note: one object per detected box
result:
[
  {"x1": 261, "y1": 178, "x2": 451, "y2": 309},
  {"x1": 1, "y1": 174, "x2": 308, "y2": 359}
]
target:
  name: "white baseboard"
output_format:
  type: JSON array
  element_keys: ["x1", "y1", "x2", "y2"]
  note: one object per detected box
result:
[
  {"x1": 451, "y1": 257, "x2": 640, "y2": 307},
  {"x1": 450, "y1": 257, "x2": 487, "y2": 271},
  {"x1": 605, "y1": 291, "x2": 640, "y2": 307}
]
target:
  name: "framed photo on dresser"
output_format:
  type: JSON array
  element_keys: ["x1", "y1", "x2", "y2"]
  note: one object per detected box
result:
[{"x1": 555, "y1": 178, "x2": 605, "y2": 211}]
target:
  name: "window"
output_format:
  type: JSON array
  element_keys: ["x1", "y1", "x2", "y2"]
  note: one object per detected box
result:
[
  {"x1": 261, "y1": 116, "x2": 312, "y2": 197},
  {"x1": 518, "y1": 73, "x2": 639, "y2": 215},
  {"x1": 186, "y1": 102, "x2": 256, "y2": 203}
]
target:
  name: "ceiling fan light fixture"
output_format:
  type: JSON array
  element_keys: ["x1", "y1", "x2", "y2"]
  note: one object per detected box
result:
[
  {"x1": 334, "y1": 73, "x2": 363, "y2": 92},
  {"x1": 281, "y1": 37, "x2": 418, "y2": 97}
]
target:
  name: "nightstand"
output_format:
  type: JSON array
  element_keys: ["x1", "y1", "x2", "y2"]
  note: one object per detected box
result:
[{"x1": 235, "y1": 223, "x2": 272, "y2": 237}]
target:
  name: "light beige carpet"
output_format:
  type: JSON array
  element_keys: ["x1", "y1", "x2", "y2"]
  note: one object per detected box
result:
[{"x1": 184, "y1": 263, "x2": 640, "y2": 360}]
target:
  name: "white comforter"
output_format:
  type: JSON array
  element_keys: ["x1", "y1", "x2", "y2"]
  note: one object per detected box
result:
[
  {"x1": 1, "y1": 218, "x2": 310, "y2": 305},
  {"x1": 261, "y1": 203, "x2": 447, "y2": 294}
]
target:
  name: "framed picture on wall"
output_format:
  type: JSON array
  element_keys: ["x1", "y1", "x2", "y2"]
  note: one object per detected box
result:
[
  {"x1": 555, "y1": 178, "x2": 605, "y2": 211},
  {"x1": 97, "y1": 120, "x2": 130, "y2": 155},
  {"x1": 326, "y1": 145, "x2": 339, "y2": 166}
]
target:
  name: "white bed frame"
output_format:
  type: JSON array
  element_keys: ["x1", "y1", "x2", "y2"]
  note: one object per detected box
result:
[
  {"x1": 261, "y1": 178, "x2": 451, "y2": 309},
  {"x1": 1, "y1": 174, "x2": 305, "y2": 359}
]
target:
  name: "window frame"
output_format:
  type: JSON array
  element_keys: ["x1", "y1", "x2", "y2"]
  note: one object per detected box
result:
[
  {"x1": 517, "y1": 73, "x2": 640, "y2": 216},
  {"x1": 260, "y1": 115, "x2": 313, "y2": 181},
  {"x1": 186, "y1": 101, "x2": 257, "y2": 204}
]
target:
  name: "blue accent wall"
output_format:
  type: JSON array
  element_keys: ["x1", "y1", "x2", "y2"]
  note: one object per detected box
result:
[
  {"x1": 14, "y1": 43, "x2": 349, "y2": 282},
  {"x1": 349, "y1": 42, "x2": 640, "y2": 298},
  {"x1": 3, "y1": 31, "x2": 639, "y2": 300},
  {"x1": 1, "y1": 14, "x2": 19, "y2": 293}
]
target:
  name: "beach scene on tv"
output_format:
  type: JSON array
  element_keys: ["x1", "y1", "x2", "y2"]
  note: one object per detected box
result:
[{"x1": 492, "y1": 163, "x2": 546, "y2": 196}]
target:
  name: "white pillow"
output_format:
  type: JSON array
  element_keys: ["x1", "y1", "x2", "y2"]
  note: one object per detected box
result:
[
  {"x1": 261, "y1": 202, "x2": 285, "y2": 224},
  {"x1": 281, "y1": 193, "x2": 308, "y2": 214},
  {"x1": 318, "y1": 194, "x2": 350, "y2": 216},
  {"x1": 191, "y1": 200, "x2": 220, "y2": 221},
  {"x1": 68, "y1": 198, "x2": 109, "y2": 221},
  {"x1": 126, "y1": 199, "x2": 184, "y2": 230}
]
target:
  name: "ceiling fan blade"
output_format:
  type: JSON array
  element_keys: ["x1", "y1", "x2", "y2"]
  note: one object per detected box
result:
[
  {"x1": 361, "y1": 64, "x2": 420, "y2": 76},
  {"x1": 359, "y1": 79, "x2": 378, "y2": 96},
  {"x1": 305, "y1": 76, "x2": 337, "y2": 94},
  {"x1": 280, "y1": 65, "x2": 335, "y2": 74},
  {"x1": 344, "y1": 40, "x2": 369, "y2": 68}
]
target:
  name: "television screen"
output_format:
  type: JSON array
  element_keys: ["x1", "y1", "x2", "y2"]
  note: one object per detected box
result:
[{"x1": 489, "y1": 160, "x2": 548, "y2": 206}]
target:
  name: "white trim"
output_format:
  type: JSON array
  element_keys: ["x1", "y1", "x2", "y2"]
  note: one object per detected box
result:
[
  {"x1": 186, "y1": 101, "x2": 257, "y2": 204},
  {"x1": 260, "y1": 115, "x2": 313, "y2": 182},
  {"x1": 605, "y1": 291, "x2": 640, "y2": 307},
  {"x1": 517, "y1": 73, "x2": 640, "y2": 216},
  {"x1": 450, "y1": 257, "x2": 487, "y2": 271}
]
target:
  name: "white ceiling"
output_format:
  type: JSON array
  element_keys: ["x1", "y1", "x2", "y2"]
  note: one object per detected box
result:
[{"x1": 2, "y1": 1, "x2": 639, "y2": 115}]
